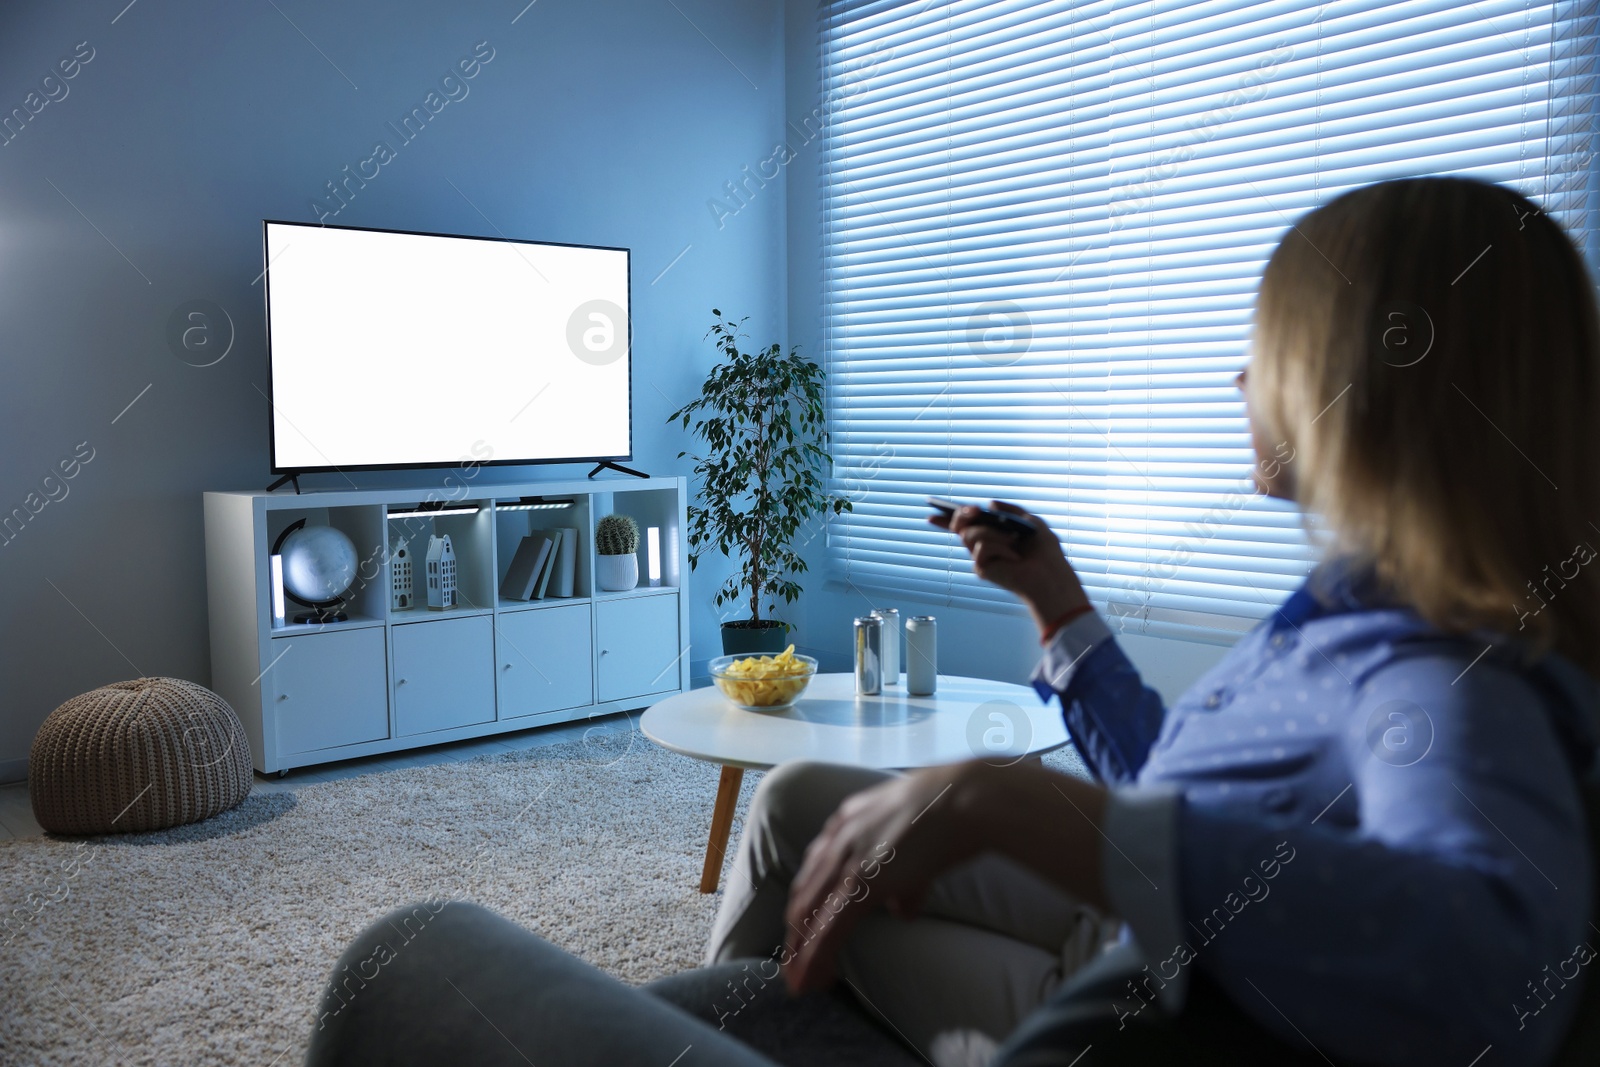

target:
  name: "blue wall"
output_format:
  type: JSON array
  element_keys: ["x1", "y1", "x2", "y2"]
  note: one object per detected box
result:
[{"x1": 0, "y1": 0, "x2": 784, "y2": 775}]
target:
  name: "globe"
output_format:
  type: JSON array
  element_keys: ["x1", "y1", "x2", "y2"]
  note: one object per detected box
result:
[{"x1": 279, "y1": 524, "x2": 359, "y2": 606}]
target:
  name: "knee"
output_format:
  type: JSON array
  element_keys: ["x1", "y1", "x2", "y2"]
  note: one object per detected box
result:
[
  {"x1": 753, "y1": 759, "x2": 847, "y2": 819},
  {"x1": 311, "y1": 899, "x2": 445, "y2": 1026},
  {"x1": 754, "y1": 758, "x2": 835, "y2": 808},
  {"x1": 749, "y1": 760, "x2": 892, "y2": 846},
  {"x1": 310, "y1": 900, "x2": 504, "y2": 1043},
  {"x1": 309, "y1": 900, "x2": 552, "y2": 1064}
]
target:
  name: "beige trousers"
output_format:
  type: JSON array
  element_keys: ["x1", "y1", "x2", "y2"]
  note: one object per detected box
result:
[{"x1": 706, "y1": 760, "x2": 1117, "y2": 1065}]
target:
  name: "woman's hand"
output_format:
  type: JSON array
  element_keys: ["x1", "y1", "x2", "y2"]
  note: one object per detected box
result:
[
  {"x1": 781, "y1": 765, "x2": 981, "y2": 995},
  {"x1": 780, "y1": 760, "x2": 1114, "y2": 996},
  {"x1": 930, "y1": 501, "x2": 1091, "y2": 637}
]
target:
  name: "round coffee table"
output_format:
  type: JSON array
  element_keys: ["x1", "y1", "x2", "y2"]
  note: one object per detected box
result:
[{"x1": 641, "y1": 673, "x2": 1068, "y2": 892}]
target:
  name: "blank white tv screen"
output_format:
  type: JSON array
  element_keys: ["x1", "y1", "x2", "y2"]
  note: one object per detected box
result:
[{"x1": 264, "y1": 221, "x2": 631, "y2": 472}]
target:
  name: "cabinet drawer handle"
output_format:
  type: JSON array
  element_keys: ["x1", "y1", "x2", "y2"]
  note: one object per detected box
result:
[
  {"x1": 397, "y1": 678, "x2": 408, "y2": 686},
  {"x1": 502, "y1": 663, "x2": 512, "y2": 670}
]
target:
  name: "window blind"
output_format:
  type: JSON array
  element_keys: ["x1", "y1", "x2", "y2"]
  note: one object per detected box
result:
[{"x1": 819, "y1": 0, "x2": 1598, "y2": 641}]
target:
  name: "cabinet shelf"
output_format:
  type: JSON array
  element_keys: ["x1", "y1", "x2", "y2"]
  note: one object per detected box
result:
[
  {"x1": 204, "y1": 476, "x2": 689, "y2": 773},
  {"x1": 390, "y1": 603, "x2": 494, "y2": 625},
  {"x1": 495, "y1": 595, "x2": 591, "y2": 613},
  {"x1": 593, "y1": 585, "x2": 679, "y2": 600},
  {"x1": 269, "y1": 613, "x2": 387, "y2": 638}
]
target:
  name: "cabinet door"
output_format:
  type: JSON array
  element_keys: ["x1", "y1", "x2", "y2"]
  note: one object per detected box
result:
[
  {"x1": 391, "y1": 615, "x2": 496, "y2": 736},
  {"x1": 496, "y1": 604, "x2": 594, "y2": 719},
  {"x1": 268, "y1": 627, "x2": 390, "y2": 756},
  {"x1": 595, "y1": 595, "x2": 681, "y2": 703}
]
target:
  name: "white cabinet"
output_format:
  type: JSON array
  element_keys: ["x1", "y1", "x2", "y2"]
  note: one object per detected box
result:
[
  {"x1": 268, "y1": 627, "x2": 389, "y2": 755},
  {"x1": 392, "y1": 616, "x2": 497, "y2": 736},
  {"x1": 496, "y1": 604, "x2": 594, "y2": 719},
  {"x1": 204, "y1": 477, "x2": 688, "y2": 773},
  {"x1": 596, "y1": 594, "x2": 682, "y2": 703}
]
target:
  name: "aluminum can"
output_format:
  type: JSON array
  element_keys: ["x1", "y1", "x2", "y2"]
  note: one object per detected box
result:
[
  {"x1": 905, "y1": 615, "x2": 937, "y2": 695},
  {"x1": 870, "y1": 608, "x2": 901, "y2": 684},
  {"x1": 853, "y1": 615, "x2": 883, "y2": 695}
]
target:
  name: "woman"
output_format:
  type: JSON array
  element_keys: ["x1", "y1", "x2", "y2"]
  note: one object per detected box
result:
[
  {"x1": 704, "y1": 177, "x2": 1598, "y2": 1066},
  {"x1": 307, "y1": 178, "x2": 1598, "y2": 1067}
]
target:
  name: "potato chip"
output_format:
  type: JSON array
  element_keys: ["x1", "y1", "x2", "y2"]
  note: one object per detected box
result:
[{"x1": 713, "y1": 646, "x2": 814, "y2": 707}]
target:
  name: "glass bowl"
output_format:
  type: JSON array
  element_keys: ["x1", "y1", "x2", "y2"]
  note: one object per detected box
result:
[{"x1": 708, "y1": 652, "x2": 818, "y2": 711}]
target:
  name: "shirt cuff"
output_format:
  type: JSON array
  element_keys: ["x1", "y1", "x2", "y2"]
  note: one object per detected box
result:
[
  {"x1": 1100, "y1": 786, "x2": 1188, "y2": 1015},
  {"x1": 1030, "y1": 611, "x2": 1114, "y2": 701}
]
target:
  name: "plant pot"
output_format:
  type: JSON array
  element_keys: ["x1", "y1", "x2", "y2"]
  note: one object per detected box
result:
[
  {"x1": 596, "y1": 553, "x2": 638, "y2": 591},
  {"x1": 720, "y1": 620, "x2": 789, "y2": 656}
]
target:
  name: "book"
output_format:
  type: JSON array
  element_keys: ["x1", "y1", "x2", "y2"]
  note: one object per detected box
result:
[
  {"x1": 531, "y1": 536, "x2": 557, "y2": 599},
  {"x1": 553, "y1": 527, "x2": 577, "y2": 598},
  {"x1": 499, "y1": 533, "x2": 553, "y2": 601}
]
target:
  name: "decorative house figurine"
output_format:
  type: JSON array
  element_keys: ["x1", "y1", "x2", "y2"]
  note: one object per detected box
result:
[
  {"x1": 425, "y1": 534, "x2": 457, "y2": 610},
  {"x1": 390, "y1": 536, "x2": 413, "y2": 611}
]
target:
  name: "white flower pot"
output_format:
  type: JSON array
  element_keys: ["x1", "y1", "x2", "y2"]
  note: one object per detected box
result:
[{"x1": 596, "y1": 552, "x2": 638, "y2": 591}]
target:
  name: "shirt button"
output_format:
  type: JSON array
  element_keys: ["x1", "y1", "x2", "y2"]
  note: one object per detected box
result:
[
  {"x1": 1204, "y1": 690, "x2": 1224, "y2": 709},
  {"x1": 1270, "y1": 632, "x2": 1289, "y2": 649}
]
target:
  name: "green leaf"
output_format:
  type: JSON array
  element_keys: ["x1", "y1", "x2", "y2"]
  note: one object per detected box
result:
[{"x1": 667, "y1": 310, "x2": 851, "y2": 621}]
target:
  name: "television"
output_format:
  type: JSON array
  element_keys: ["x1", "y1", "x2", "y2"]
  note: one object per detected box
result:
[{"x1": 262, "y1": 220, "x2": 631, "y2": 475}]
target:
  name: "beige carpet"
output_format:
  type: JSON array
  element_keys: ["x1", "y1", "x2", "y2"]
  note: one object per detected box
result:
[{"x1": 0, "y1": 727, "x2": 1087, "y2": 1066}]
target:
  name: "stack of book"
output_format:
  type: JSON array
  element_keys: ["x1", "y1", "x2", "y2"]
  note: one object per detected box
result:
[{"x1": 498, "y1": 528, "x2": 579, "y2": 600}]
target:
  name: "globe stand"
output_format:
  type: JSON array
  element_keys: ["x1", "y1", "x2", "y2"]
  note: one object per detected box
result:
[
  {"x1": 292, "y1": 606, "x2": 349, "y2": 625},
  {"x1": 272, "y1": 518, "x2": 359, "y2": 629}
]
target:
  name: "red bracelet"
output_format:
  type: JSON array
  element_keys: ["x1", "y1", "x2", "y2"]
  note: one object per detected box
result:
[{"x1": 1040, "y1": 604, "x2": 1094, "y2": 644}]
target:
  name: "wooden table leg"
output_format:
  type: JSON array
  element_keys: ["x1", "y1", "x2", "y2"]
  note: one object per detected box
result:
[{"x1": 699, "y1": 765, "x2": 745, "y2": 894}]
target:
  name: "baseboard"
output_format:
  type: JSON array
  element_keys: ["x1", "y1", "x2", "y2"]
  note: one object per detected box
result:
[{"x1": 0, "y1": 755, "x2": 27, "y2": 785}]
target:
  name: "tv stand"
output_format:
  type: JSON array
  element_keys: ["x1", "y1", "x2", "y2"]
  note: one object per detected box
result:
[
  {"x1": 203, "y1": 476, "x2": 689, "y2": 774},
  {"x1": 265, "y1": 471, "x2": 303, "y2": 494},
  {"x1": 588, "y1": 460, "x2": 649, "y2": 480}
]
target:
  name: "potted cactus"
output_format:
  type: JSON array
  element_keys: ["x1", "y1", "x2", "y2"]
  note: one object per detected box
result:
[{"x1": 595, "y1": 514, "x2": 640, "y2": 591}]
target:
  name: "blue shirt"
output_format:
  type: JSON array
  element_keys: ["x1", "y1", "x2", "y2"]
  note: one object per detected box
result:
[{"x1": 1032, "y1": 568, "x2": 1598, "y2": 1066}]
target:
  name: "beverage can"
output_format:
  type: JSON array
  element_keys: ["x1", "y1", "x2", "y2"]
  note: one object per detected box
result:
[
  {"x1": 905, "y1": 615, "x2": 937, "y2": 695},
  {"x1": 870, "y1": 608, "x2": 901, "y2": 685},
  {"x1": 853, "y1": 615, "x2": 883, "y2": 695}
]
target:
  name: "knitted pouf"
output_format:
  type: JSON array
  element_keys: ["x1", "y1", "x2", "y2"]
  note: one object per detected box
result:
[{"x1": 29, "y1": 677, "x2": 253, "y2": 835}]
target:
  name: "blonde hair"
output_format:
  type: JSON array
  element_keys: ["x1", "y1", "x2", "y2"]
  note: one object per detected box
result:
[{"x1": 1250, "y1": 177, "x2": 1600, "y2": 675}]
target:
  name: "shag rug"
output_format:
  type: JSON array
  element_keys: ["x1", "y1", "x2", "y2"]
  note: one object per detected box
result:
[{"x1": 0, "y1": 727, "x2": 1087, "y2": 1066}]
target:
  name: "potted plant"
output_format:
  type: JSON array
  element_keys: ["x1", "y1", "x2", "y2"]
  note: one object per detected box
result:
[
  {"x1": 595, "y1": 514, "x2": 640, "y2": 591},
  {"x1": 671, "y1": 310, "x2": 852, "y2": 655}
]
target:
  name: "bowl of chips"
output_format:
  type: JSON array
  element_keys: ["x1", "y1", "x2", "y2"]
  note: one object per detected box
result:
[{"x1": 708, "y1": 646, "x2": 818, "y2": 711}]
